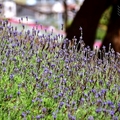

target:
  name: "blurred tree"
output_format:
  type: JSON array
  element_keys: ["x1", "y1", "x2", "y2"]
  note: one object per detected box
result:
[
  {"x1": 65, "y1": 0, "x2": 120, "y2": 52},
  {"x1": 63, "y1": 0, "x2": 68, "y2": 29}
]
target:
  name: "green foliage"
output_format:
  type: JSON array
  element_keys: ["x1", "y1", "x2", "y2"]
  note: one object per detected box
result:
[
  {"x1": 0, "y1": 18, "x2": 120, "y2": 120},
  {"x1": 100, "y1": 6, "x2": 112, "y2": 25},
  {"x1": 96, "y1": 26, "x2": 106, "y2": 40}
]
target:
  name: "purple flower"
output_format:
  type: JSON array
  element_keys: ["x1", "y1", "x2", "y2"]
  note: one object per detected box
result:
[
  {"x1": 3, "y1": 67, "x2": 6, "y2": 72},
  {"x1": 99, "y1": 80, "x2": 103, "y2": 85},
  {"x1": 13, "y1": 58, "x2": 17, "y2": 61},
  {"x1": 91, "y1": 89, "x2": 96, "y2": 94},
  {"x1": 51, "y1": 63, "x2": 55, "y2": 69},
  {"x1": 2, "y1": 60, "x2": 6, "y2": 65},
  {"x1": 72, "y1": 101, "x2": 76, "y2": 106},
  {"x1": 96, "y1": 99, "x2": 102, "y2": 106},
  {"x1": 68, "y1": 113, "x2": 76, "y2": 120},
  {"x1": 13, "y1": 31, "x2": 18, "y2": 36},
  {"x1": 9, "y1": 74, "x2": 14, "y2": 80},
  {"x1": 117, "y1": 102, "x2": 120, "y2": 112},
  {"x1": 9, "y1": 94, "x2": 13, "y2": 98},
  {"x1": 59, "y1": 101, "x2": 64, "y2": 109},
  {"x1": 79, "y1": 98, "x2": 85, "y2": 105},
  {"x1": 32, "y1": 99, "x2": 35, "y2": 103},
  {"x1": 79, "y1": 72, "x2": 84, "y2": 77},
  {"x1": 35, "y1": 77, "x2": 39, "y2": 81},
  {"x1": 59, "y1": 74, "x2": 64, "y2": 78},
  {"x1": 79, "y1": 26, "x2": 82, "y2": 31},
  {"x1": 103, "y1": 102, "x2": 107, "y2": 107},
  {"x1": 103, "y1": 108, "x2": 107, "y2": 113},
  {"x1": 89, "y1": 79, "x2": 94, "y2": 83},
  {"x1": 88, "y1": 116, "x2": 94, "y2": 120},
  {"x1": 22, "y1": 24, "x2": 25, "y2": 29},
  {"x1": 113, "y1": 116, "x2": 118, "y2": 120},
  {"x1": 0, "y1": 4, "x2": 2, "y2": 7},
  {"x1": 0, "y1": 26, "x2": 3, "y2": 30},
  {"x1": 44, "y1": 68, "x2": 49, "y2": 74},
  {"x1": 52, "y1": 112, "x2": 56, "y2": 120},
  {"x1": 71, "y1": 116, "x2": 76, "y2": 120},
  {"x1": 101, "y1": 89, "x2": 107, "y2": 94},
  {"x1": 118, "y1": 102, "x2": 120, "y2": 108},
  {"x1": 109, "y1": 110, "x2": 114, "y2": 116},
  {"x1": 44, "y1": 82, "x2": 48, "y2": 87},
  {"x1": 17, "y1": 91, "x2": 20, "y2": 96},
  {"x1": 42, "y1": 107, "x2": 47, "y2": 113},
  {"x1": 65, "y1": 59, "x2": 69, "y2": 63},
  {"x1": 27, "y1": 30, "x2": 30, "y2": 34},
  {"x1": 95, "y1": 108, "x2": 102, "y2": 113},
  {"x1": 68, "y1": 113, "x2": 72, "y2": 119},
  {"x1": 66, "y1": 103, "x2": 70, "y2": 108},
  {"x1": 21, "y1": 112, "x2": 26, "y2": 118},
  {"x1": 53, "y1": 95, "x2": 58, "y2": 99},
  {"x1": 102, "y1": 46, "x2": 106, "y2": 50},
  {"x1": 53, "y1": 80, "x2": 57, "y2": 83},
  {"x1": 65, "y1": 65, "x2": 69, "y2": 69},
  {"x1": 36, "y1": 115, "x2": 41, "y2": 119},
  {"x1": 107, "y1": 100, "x2": 114, "y2": 106}
]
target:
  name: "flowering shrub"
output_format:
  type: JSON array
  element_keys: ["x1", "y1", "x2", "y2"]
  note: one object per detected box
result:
[{"x1": 0, "y1": 14, "x2": 120, "y2": 119}]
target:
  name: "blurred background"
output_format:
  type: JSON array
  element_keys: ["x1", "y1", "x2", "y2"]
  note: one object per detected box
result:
[{"x1": 0, "y1": 0, "x2": 112, "y2": 47}]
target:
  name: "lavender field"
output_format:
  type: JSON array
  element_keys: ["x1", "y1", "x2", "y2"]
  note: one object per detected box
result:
[{"x1": 0, "y1": 16, "x2": 120, "y2": 120}]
